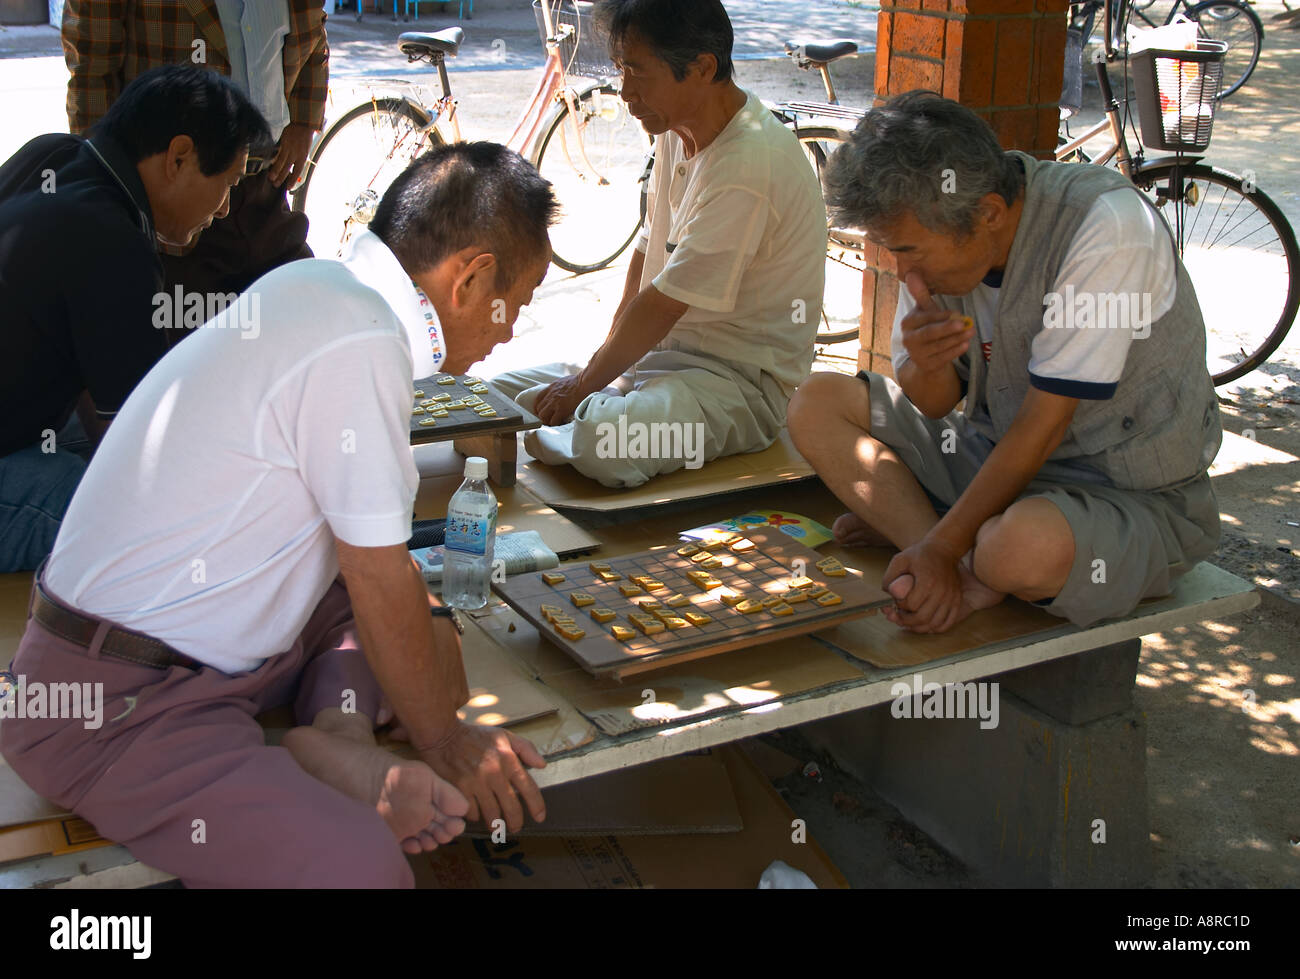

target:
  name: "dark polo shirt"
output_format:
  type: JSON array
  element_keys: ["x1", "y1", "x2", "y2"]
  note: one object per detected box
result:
[{"x1": 0, "y1": 133, "x2": 167, "y2": 457}]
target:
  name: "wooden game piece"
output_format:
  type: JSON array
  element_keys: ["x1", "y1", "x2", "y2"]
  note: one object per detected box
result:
[
  {"x1": 477, "y1": 409, "x2": 498, "y2": 417},
  {"x1": 413, "y1": 389, "x2": 425, "y2": 397},
  {"x1": 412, "y1": 406, "x2": 426, "y2": 415},
  {"x1": 719, "y1": 534, "x2": 745, "y2": 546},
  {"x1": 554, "y1": 622, "x2": 585, "y2": 640},
  {"x1": 815, "y1": 592, "x2": 842, "y2": 607},
  {"x1": 689, "y1": 550, "x2": 713, "y2": 564},
  {"x1": 630, "y1": 575, "x2": 654, "y2": 588},
  {"x1": 445, "y1": 402, "x2": 467, "y2": 411},
  {"x1": 687, "y1": 571, "x2": 722, "y2": 590},
  {"x1": 418, "y1": 418, "x2": 437, "y2": 427},
  {"x1": 588, "y1": 562, "x2": 611, "y2": 572},
  {"x1": 643, "y1": 579, "x2": 666, "y2": 591},
  {"x1": 541, "y1": 572, "x2": 566, "y2": 585},
  {"x1": 419, "y1": 399, "x2": 438, "y2": 406},
  {"x1": 698, "y1": 557, "x2": 723, "y2": 570},
  {"x1": 639, "y1": 601, "x2": 664, "y2": 612},
  {"x1": 539, "y1": 603, "x2": 562, "y2": 622},
  {"x1": 761, "y1": 594, "x2": 785, "y2": 609},
  {"x1": 804, "y1": 584, "x2": 828, "y2": 598},
  {"x1": 682, "y1": 611, "x2": 711, "y2": 626},
  {"x1": 664, "y1": 593, "x2": 689, "y2": 608},
  {"x1": 651, "y1": 608, "x2": 677, "y2": 622},
  {"x1": 589, "y1": 608, "x2": 616, "y2": 623},
  {"x1": 431, "y1": 393, "x2": 452, "y2": 402},
  {"x1": 729, "y1": 538, "x2": 756, "y2": 553},
  {"x1": 632, "y1": 617, "x2": 665, "y2": 636},
  {"x1": 823, "y1": 565, "x2": 847, "y2": 577},
  {"x1": 430, "y1": 409, "x2": 449, "y2": 418},
  {"x1": 570, "y1": 592, "x2": 595, "y2": 608},
  {"x1": 663, "y1": 617, "x2": 690, "y2": 630},
  {"x1": 676, "y1": 544, "x2": 700, "y2": 557},
  {"x1": 596, "y1": 570, "x2": 622, "y2": 582},
  {"x1": 787, "y1": 576, "x2": 814, "y2": 589},
  {"x1": 815, "y1": 556, "x2": 840, "y2": 570},
  {"x1": 463, "y1": 395, "x2": 483, "y2": 405},
  {"x1": 735, "y1": 599, "x2": 763, "y2": 614},
  {"x1": 618, "y1": 583, "x2": 642, "y2": 597},
  {"x1": 436, "y1": 376, "x2": 457, "y2": 385},
  {"x1": 469, "y1": 385, "x2": 489, "y2": 394},
  {"x1": 768, "y1": 602, "x2": 795, "y2": 616},
  {"x1": 719, "y1": 591, "x2": 746, "y2": 608},
  {"x1": 782, "y1": 588, "x2": 809, "y2": 603},
  {"x1": 611, "y1": 625, "x2": 635, "y2": 642}
]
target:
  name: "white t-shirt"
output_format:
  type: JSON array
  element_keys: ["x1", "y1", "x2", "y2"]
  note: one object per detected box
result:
[
  {"x1": 892, "y1": 188, "x2": 1176, "y2": 402},
  {"x1": 637, "y1": 89, "x2": 827, "y2": 395},
  {"x1": 44, "y1": 232, "x2": 444, "y2": 674}
]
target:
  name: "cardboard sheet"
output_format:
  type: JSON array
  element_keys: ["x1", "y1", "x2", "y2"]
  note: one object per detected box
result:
[
  {"x1": 0, "y1": 572, "x2": 32, "y2": 669},
  {"x1": 411, "y1": 745, "x2": 848, "y2": 888},
  {"x1": 475, "y1": 603, "x2": 864, "y2": 736},
  {"x1": 468, "y1": 752, "x2": 742, "y2": 837},
  {"x1": 515, "y1": 429, "x2": 816, "y2": 511}
]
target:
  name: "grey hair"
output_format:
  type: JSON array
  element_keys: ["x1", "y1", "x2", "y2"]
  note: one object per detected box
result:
[{"x1": 825, "y1": 90, "x2": 1025, "y2": 237}]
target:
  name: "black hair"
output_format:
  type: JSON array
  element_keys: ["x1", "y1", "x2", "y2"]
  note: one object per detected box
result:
[
  {"x1": 595, "y1": 0, "x2": 735, "y2": 83},
  {"x1": 826, "y1": 90, "x2": 1025, "y2": 237},
  {"x1": 90, "y1": 65, "x2": 273, "y2": 176},
  {"x1": 369, "y1": 141, "x2": 559, "y2": 289}
]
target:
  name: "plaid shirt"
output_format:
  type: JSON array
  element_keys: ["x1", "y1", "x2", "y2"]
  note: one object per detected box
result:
[{"x1": 62, "y1": 0, "x2": 329, "y2": 136}]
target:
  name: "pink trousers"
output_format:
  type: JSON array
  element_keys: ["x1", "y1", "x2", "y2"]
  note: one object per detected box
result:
[{"x1": 0, "y1": 579, "x2": 414, "y2": 888}]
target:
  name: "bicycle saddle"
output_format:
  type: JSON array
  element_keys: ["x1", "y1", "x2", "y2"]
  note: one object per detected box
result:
[
  {"x1": 787, "y1": 39, "x2": 859, "y2": 64},
  {"x1": 399, "y1": 28, "x2": 464, "y2": 59}
]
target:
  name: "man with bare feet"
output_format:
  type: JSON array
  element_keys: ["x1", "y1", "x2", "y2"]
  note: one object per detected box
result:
[
  {"x1": 0, "y1": 143, "x2": 558, "y2": 886},
  {"x1": 789, "y1": 92, "x2": 1222, "y2": 634}
]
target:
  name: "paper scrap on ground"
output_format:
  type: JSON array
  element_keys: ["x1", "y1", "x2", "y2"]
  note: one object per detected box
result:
[{"x1": 412, "y1": 530, "x2": 559, "y2": 582}]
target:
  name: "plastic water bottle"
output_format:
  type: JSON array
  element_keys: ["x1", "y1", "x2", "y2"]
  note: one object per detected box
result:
[{"x1": 442, "y1": 457, "x2": 498, "y2": 610}]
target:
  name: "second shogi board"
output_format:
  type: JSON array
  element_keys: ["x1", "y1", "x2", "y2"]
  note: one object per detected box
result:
[
  {"x1": 409, "y1": 373, "x2": 540, "y2": 446},
  {"x1": 493, "y1": 529, "x2": 892, "y2": 678}
]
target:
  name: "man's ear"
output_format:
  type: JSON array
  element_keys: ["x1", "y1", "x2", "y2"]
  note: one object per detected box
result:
[
  {"x1": 691, "y1": 52, "x2": 719, "y2": 83},
  {"x1": 452, "y1": 252, "x2": 498, "y2": 309},
  {"x1": 977, "y1": 192, "x2": 1009, "y2": 230},
  {"x1": 164, "y1": 134, "x2": 197, "y2": 179}
]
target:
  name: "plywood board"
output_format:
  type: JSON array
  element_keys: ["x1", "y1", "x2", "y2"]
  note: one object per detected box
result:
[
  {"x1": 474, "y1": 602, "x2": 865, "y2": 736},
  {"x1": 494, "y1": 529, "x2": 889, "y2": 678},
  {"x1": 515, "y1": 429, "x2": 815, "y2": 511},
  {"x1": 408, "y1": 372, "x2": 540, "y2": 446},
  {"x1": 414, "y1": 454, "x2": 599, "y2": 558}
]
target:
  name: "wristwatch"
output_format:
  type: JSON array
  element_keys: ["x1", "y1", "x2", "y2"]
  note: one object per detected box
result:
[{"x1": 429, "y1": 604, "x2": 465, "y2": 635}]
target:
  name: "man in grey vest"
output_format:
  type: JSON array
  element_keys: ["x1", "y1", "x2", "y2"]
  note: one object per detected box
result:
[{"x1": 788, "y1": 92, "x2": 1221, "y2": 634}]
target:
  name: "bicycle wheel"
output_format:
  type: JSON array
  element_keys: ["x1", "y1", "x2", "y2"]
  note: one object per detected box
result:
[
  {"x1": 533, "y1": 85, "x2": 653, "y2": 274},
  {"x1": 291, "y1": 98, "x2": 438, "y2": 260},
  {"x1": 793, "y1": 126, "x2": 863, "y2": 345},
  {"x1": 1134, "y1": 162, "x2": 1299, "y2": 385},
  {"x1": 1185, "y1": 0, "x2": 1263, "y2": 100}
]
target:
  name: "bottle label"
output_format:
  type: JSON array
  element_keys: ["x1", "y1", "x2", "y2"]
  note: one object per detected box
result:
[{"x1": 446, "y1": 500, "x2": 496, "y2": 557}]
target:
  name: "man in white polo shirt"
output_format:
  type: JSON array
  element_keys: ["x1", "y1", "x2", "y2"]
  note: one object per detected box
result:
[
  {"x1": 490, "y1": 0, "x2": 827, "y2": 487},
  {"x1": 0, "y1": 142, "x2": 558, "y2": 888}
]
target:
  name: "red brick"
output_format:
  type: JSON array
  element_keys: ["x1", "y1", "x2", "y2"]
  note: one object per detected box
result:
[
  {"x1": 888, "y1": 54, "x2": 943, "y2": 95},
  {"x1": 857, "y1": 346, "x2": 873, "y2": 373},
  {"x1": 1033, "y1": 17, "x2": 1068, "y2": 103},
  {"x1": 894, "y1": 11, "x2": 947, "y2": 61},
  {"x1": 957, "y1": 19, "x2": 997, "y2": 106},
  {"x1": 1032, "y1": 103, "x2": 1061, "y2": 158},
  {"x1": 874, "y1": 12, "x2": 894, "y2": 96},
  {"x1": 948, "y1": 0, "x2": 969, "y2": 11},
  {"x1": 992, "y1": 19, "x2": 1034, "y2": 105},
  {"x1": 922, "y1": 0, "x2": 950, "y2": 12},
  {"x1": 894, "y1": 0, "x2": 922, "y2": 9},
  {"x1": 989, "y1": 106, "x2": 1039, "y2": 151},
  {"x1": 873, "y1": 272, "x2": 901, "y2": 353},
  {"x1": 1035, "y1": 0, "x2": 1069, "y2": 12},
  {"x1": 943, "y1": 20, "x2": 965, "y2": 100},
  {"x1": 966, "y1": 0, "x2": 1034, "y2": 13},
  {"x1": 859, "y1": 240, "x2": 880, "y2": 266}
]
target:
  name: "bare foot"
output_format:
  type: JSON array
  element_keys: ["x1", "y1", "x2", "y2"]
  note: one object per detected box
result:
[
  {"x1": 832, "y1": 512, "x2": 892, "y2": 548},
  {"x1": 283, "y1": 723, "x2": 469, "y2": 854},
  {"x1": 884, "y1": 561, "x2": 1004, "y2": 632}
]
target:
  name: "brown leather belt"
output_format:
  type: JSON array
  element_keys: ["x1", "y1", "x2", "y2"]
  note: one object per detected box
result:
[{"x1": 32, "y1": 578, "x2": 203, "y2": 672}]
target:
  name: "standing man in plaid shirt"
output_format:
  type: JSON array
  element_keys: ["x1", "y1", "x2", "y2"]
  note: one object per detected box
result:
[{"x1": 62, "y1": 0, "x2": 329, "y2": 315}]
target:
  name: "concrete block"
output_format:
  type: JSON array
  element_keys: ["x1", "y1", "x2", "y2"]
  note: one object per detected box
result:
[
  {"x1": 801, "y1": 687, "x2": 1151, "y2": 887},
  {"x1": 993, "y1": 638, "x2": 1141, "y2": 725}
]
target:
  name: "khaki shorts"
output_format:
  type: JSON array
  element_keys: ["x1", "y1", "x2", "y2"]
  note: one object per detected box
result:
[{"x1": 860, "y1": 371, "x2": 1221, "y2": 627}]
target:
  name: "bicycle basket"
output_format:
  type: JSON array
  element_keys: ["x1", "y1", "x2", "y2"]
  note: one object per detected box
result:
[
  {"x1": 1130, "y1": 38, "x2": 1226, "y2": 152},
  {"x1": 533, "y1": 0, "x2": 619, "y2": 79}
]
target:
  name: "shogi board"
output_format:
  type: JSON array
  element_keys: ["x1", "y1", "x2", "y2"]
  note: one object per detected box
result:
[
  {"x1": 409, "y1": 374, "x2": 540, "y2": 446},
  {"x1": 493, "y1": 529, "x2": 891, "y2": 679}
]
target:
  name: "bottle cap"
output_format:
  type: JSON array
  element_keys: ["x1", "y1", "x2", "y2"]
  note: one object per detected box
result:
[{"x1": 464, "y1": 457, "x2": 489, "y2": 481}]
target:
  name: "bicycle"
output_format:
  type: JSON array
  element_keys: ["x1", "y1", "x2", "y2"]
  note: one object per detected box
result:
[
  {"x1": 1074, "y1": 0, "x2": 1264, "y2": 99},
  {"x1": 1058, "y1": 0, "x2": 1297, "y2": 385},
  {"x1": 291, "y1": 0, "x2": 651, "y2": 274}
]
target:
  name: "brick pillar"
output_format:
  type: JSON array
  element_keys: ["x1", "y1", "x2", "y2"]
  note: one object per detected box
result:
[{"x1": 858, "y1": 0, "x2": 1069, "y2": 375}]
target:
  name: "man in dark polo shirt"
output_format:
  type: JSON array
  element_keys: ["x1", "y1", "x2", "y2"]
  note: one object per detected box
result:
[{"x1": 0, "y1": 65, "x2": 269, "y2": 573}]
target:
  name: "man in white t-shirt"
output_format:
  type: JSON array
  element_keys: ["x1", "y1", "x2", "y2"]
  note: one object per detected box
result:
[
  {"x1": 0, "y1": 142, "x2": 558, "y2": 888},
  {"x1": 490, "y1": 0, "x2": 827, "y2": 488},
  {"x1": 789, "y1": 92, "x2": 1221, "y2": 635}
]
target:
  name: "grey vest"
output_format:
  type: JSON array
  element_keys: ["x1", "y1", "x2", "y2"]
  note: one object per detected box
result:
[{"x1": 937, "y1": 152, "x2": 1222, "y2": 492}]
